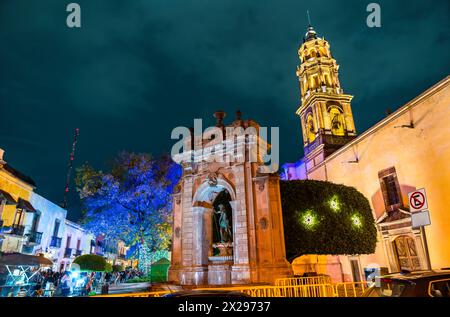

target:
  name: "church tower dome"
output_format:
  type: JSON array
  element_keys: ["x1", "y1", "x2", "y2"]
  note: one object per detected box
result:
[
  {"x1": 296, "y1": 25, "x2": 357, "y2": 168},
  {"x1": 303, "y1": 25, "x2": 318, "y2": 42}
]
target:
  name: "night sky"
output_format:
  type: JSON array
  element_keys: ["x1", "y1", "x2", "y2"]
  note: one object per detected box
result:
[{"x1": 1, "y1": 0, "x2": 449, "y2": 222}]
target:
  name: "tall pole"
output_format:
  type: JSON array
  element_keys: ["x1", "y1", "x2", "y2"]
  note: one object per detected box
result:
[
  {"x1": 421, "y1": 226, "x2": 432, "y2": 270},
  {"x1": 62, "y1": 128, "x2": 79, "y2": 209}
]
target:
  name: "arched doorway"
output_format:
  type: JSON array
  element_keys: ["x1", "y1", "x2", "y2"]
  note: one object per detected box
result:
[{"x1": 393, "y1": 235, "x2": 421, "y2": 271}]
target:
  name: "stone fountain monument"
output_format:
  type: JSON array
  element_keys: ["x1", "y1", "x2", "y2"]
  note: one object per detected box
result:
[{"x1": 168, "y1": 111, "x2": 292, "y2": 285}]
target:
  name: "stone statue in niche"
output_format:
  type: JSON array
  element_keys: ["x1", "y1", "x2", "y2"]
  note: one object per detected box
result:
[
  {"x1": 214, "y1": 204, "x2": 232, "y2": 243},
  {"x1": 211, "y1": 190, "x2": 233, "y2": 258}
]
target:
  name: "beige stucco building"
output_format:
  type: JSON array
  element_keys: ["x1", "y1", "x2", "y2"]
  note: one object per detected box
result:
[{"x1": 282, "y1": 25, "x2": 450, "y2": 282}]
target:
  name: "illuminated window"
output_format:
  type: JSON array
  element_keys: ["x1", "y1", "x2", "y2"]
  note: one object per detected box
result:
[
  {"x1": 329, "y1": 107, "x2": 345, "y2": 136},
  {"x1": 308, "y1": 49, "x2": 317, "y2": 59},
  {"x1": 319, "y1": 47, "x2": 328, "y2": 57},
  {"x1": 305, "y1": 113, "x2": 316, "y2": 143}
]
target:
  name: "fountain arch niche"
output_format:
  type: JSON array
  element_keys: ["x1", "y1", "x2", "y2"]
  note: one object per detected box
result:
[
  {"x1": 211, "y1": 190, "x2": 233, "y2": 258},
  {"x1": 190, "y1": 179, "x2": 237, "y2": 285},
  {"x1": 168, "y1": 111, "x2": 292, "y2": 286}
]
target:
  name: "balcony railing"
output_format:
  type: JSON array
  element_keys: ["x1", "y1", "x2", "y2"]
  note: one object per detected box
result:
[
  {"x1": 11, "y1": 224, "x2": 25, "y2": 236},
  {"x1": 104, "y1": 247, "x2": 118, "y2": 254},
  {"x1": 64, "y1": 248, "x2": 73, "y2": 258},
  {"x1": 28, "y1": 231, "x2": 43, "y2": 244},
  {"x1": 75, "y1": 249, "x2": 82, "y2": 257},
  {"x1": 50, "y1": 236, "x2": 62, "y2": 248}
]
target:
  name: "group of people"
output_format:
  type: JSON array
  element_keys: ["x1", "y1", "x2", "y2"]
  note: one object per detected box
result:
[{"x1": 13, "y1": 268, "x2": 144, "y2": 297}]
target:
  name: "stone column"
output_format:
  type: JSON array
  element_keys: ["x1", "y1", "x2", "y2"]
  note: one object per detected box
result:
[
  {"x1": 322, "y1": 102, "x2": 331, "y2": 131},
  {"x1": 190, "y1": 206, "x2": 211, "y2": 285},
  {"x1": 179, "y1": 175, "x2": 194, "y2": 284},
  {"x1": 231, "y1": 163, "x2": 251, "y2": 284},
  {"x1": 343, "y1": 102, "x2": 356, "y2": 133},
  {"x1": 168, "y1": 191, "x2": 182, "y2": 283},
  {"x1": 252, "y1": 174, "x2": 293, "y2": 284}
]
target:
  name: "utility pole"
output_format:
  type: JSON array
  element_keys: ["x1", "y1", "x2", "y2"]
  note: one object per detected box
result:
[{"x1": 62, "y1": 128, "x2": 79, "y2": 209}]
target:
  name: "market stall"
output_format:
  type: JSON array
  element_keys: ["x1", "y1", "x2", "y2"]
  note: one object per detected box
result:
[{"x1": 0, "y1": 252, "x2": 53, "y2": 297}]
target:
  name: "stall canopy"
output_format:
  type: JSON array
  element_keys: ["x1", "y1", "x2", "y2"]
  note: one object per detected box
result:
[
  {"x1": 0, "y1": 253, "x2": 53, "y2": 267},
  {"x1": 0, "y1": 253, "x2": 53, "y2": 289}
]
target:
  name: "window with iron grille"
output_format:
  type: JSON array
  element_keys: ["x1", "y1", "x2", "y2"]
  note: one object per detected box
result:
[
  {"x1": 378, "y1": 167, "x2": 402, "y2": 211},
  {"x1": 384, "y1": 175, "x2": 400, "y2": 206}
]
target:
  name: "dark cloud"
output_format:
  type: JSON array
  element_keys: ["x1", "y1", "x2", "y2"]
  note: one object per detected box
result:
[{"x1": 0, "y1": 0, "x2": 449, "y2": 221}]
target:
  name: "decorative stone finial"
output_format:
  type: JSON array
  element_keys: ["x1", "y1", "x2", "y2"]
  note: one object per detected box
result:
[{"x1": 214, "y1": 111, "x2": 226, "y2": 127}]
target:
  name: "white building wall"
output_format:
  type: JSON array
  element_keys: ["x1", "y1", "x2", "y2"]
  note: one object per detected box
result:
[
  {"x1": 21, "y1": 193, "x2": 95, "y2": 272},
  {"x1": 26, "y1": 192, "x2": 67, "y2": 271},
  {"x1": 61, "y1": 220, "x2": 93, "y2": 271}
]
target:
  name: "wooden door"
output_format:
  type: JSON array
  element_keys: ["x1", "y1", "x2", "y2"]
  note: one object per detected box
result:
[{"x1": 394, "y1": 235, "x2": 421, "y2": 271}]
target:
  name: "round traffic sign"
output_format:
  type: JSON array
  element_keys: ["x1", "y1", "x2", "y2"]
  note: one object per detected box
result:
[{"x1": 410, "y1": 191, "x2": 425, "y2": 210}]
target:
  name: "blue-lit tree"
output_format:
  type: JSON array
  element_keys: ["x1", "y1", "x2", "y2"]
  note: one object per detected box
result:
[{"x1": 75, "y1": 152, "x2": 181, "y2": 275}]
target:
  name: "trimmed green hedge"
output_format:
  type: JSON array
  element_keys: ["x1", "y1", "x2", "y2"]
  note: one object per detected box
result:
[
  {"x1": 112, "y1": 264, "x2": 124, "y2": 272},
  {"x1": 280, "y1": 180, "x2": 377, "y2": 261},
  {"x1": 105, "y1": 262, "x2": 112, "y2": 272},
  {"x1": 73, "y1": 254, "x2": 108, "y2": 272}
]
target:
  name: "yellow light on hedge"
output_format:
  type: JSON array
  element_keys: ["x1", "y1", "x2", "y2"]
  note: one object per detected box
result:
[
  {"x1": 351, "y1": 214, "x2": 362, "y2": 228},
  {"x1": 300, "y1": 210, "x2": 318, "y2": 229},
  {"x1": 328, "y1": 195, "x2": 341, "y2": 212}
]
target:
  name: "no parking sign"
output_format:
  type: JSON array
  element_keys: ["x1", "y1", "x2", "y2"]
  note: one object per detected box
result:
[
  {"x1": 408, "y1": 188, "x2": 428, "y2": 213},
  {"x1": 408, "y1": 188, "x2": 431, "y2": 229}
]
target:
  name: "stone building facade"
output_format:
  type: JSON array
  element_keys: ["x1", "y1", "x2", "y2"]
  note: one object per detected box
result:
[{"x1": 169, "y1": 111, "x2": 292, "y2": 285}]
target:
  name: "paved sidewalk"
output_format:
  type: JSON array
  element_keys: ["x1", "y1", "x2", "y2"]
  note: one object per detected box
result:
[{"x1": 107, "y1": 282, "x2": 151, "y2": 294}]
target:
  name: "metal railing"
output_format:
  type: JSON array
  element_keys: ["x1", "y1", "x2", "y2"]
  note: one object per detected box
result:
[
  {"x1": 64, "y1": 248, "x2": 73, "y2": 258},
  {"x1": 11, "y1": 224, "x2": 25, "y2": 236},
  {"x1": 92, "y1": 277, "x2": 370, "y2": 298},
  {"x1": 94, "y1": 284, "x2": 340, "y2": 298},
  {"x1": 50, "y1": 236, "x2": 62, "y2": 248},
  {"x1": 275, "y1": 276, "x2": 332, "y2": 287},
  {"x1": 333, "y1": 282, "x2": 369, "y2": 297},
  {"x1": 194, "y1": 284, "x2": 336, "y2": 297},
  {"x1": 27, "y1": 231, "x2": 43, "y2": 244},
  {"x1": 104, "y1": 247, "x2": 118, "y2": 254}
]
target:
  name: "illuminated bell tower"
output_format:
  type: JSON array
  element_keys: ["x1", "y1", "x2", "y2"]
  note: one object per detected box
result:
[{"x1": 296, "y1": 25, "x2": 357, "y2": 171}]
